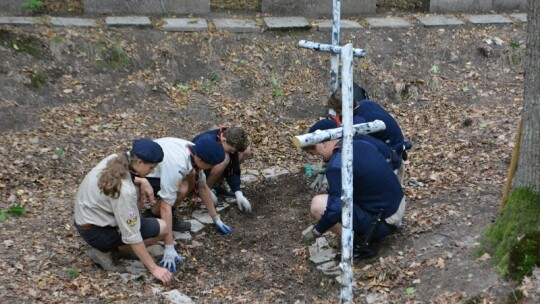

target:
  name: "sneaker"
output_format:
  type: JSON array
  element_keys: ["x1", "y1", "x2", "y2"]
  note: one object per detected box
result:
[
  {"x1": 214, "y1": 184, "x2": 235, "y2": 198},
  {"x1": 172, "y1": 220, "x2": 191, "y2": 232},
  {"x1": 85, "y1": 248, "x2": 126, "y2": 272}
]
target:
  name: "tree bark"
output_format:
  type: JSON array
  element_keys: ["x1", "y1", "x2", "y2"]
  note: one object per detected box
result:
[{"x1": 514, "y1": 0, "x2": 540, "y2": 192}]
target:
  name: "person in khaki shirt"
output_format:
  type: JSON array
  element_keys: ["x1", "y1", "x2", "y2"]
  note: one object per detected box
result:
[{"x1": 74, "y1": 139, "x2": 172, "y2": 285}]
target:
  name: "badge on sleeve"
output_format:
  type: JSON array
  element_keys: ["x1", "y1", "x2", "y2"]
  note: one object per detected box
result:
[{"x1": 126, "y1": 208, "x2": 138, "y2": 227}]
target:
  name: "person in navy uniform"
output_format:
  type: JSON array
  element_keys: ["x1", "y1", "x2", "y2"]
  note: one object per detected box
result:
[
  {"x1": 192, "y1": 126, "x2": 252, "y2": 213},
  {"x1": 302, "y1": 120, "x2": 407, "y2": 259}
]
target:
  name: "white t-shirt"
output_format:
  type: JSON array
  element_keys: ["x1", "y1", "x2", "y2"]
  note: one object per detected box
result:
[
  {"x1": 147, "y1": 137, "x2": 206, "y2": 206},
  {"x1": 74, "y1": 154, "x2": 143, "y2": 244}
]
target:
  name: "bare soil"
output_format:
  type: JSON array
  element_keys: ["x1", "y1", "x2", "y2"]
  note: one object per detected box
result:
[{"x1": 0, "y1": 9, "x2": 536, "y2": 304}]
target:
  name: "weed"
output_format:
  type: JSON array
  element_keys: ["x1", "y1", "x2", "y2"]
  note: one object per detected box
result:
[
  {"x1": 270, "y1": 76, "x2": 282, "y2": 96},
  {"x1": 68, "y1": 267, "x2": 80, "y2": 279},
  {"x1": 175, "y1": 83, "x2": 189, "y2": 91},
  {"x1": 210, "y1": 72, "x2": 220, "y2": 83},
  {"x1": 29, "y1": 71, "x2": 48, "y2": 90},
  {"x1": 94, "y1": 40, "x2": 131, "y2": 71},
  {"x1": 0, "y1": 204, "x2": 27, "y2": 222},
  {"x1": 0, "y1": 29, "x2": 46, "y2": 57},
  {"x1": 21, "y1": 0, "x2": 43, "y2": 11}
]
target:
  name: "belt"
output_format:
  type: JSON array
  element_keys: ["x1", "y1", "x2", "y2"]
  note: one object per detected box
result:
[{"x1": 75, "y1": 222, "x2": 100, "y2": 231}]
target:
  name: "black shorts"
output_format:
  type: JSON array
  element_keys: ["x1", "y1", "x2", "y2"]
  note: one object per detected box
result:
[{"x1": 76, "y1": 217, "x2": 160, "y2": 252}]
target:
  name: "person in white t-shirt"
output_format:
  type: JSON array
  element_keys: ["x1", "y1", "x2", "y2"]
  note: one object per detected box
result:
[
  {"x1": 145, "y1": 137, "x2": 232, "y2": 272},
  {"x1": 74, "y1": 139, "x2": 172, "y2": 285}
]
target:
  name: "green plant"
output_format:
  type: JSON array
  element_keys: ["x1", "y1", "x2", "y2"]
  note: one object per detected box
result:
[
  {"x1": 21, "y1": 0, "x2": 43, "y2": 11},
  {"x1": 270, "y1": 76, "x2": 282, "y2": 97},
  {"x1": 0, "y1": 204, "x2": 27, "y2": 222},
  {"x1": 68, "y1": 267, "x2": 80, "y2": 279},
  {"x1": 202, "y1": 83, "x2": 213, "y2": 91},
  {"x1": 175, "y1": 83, "x2": 189, "y2": 91},
  {"x1": 210, "y1": 72, "x2": 220, "y2": 83},
  {"x1": 29, "y1": 71, "x2": 48, "y2": 90}
]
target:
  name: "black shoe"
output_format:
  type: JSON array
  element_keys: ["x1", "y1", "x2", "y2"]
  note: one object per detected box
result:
[
  {"x1": 334, "y1": 245, "x2": 378, "y2": 261},
  {"x1": 172, "y1": 220, "x2": 191, "y2": 232},
  {"x1": 214, "y1": 184, "x2": 235, "y2": 197}
]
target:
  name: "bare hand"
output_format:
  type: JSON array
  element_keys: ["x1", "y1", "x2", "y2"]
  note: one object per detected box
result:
[{"x1": 151, "y1": 266, "x2": 173, "y2": 285}]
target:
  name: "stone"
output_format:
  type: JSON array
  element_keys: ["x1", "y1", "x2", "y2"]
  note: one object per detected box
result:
[
  {"x1": 173, "y1": 231, "x2": 192, "y2": 242},
  {"x1": 464, "y1": 14, "x2": 513, "y2": 25},
  {"x1": 188, "y1": 219, "x2": 205, "y2": 233},
  {"x1": 105, "y1": 16, "x2": 152, "y2": 27},
  {"x1": 216, "y1": 202, "x2": 230, "y2": 212},
  {"x1": 241, "y1": 174, "x2": 258, "y2": 184},
  {"x1": 510, "y1": 13, "x2": 527, "y2": 23},
  {"x1": 124, "y1": 260, "x2": 146, "y2": 275},
  {"x1": 317, "y1": 261, "x2": 341, "y2": 276},
  {"x1": 415, "y1": 15, "x2": 464, "y2": 27},
  {"x1": 261, "y1": 0, "x2": 375, "y2": 18},
  {"x1": 429, "y1": 0, "x2": 492, "y2": 13},
  {"x1": 163, "y1": 18, "x2": 208, "y2": 32},
  {"x1": 0, "y1": 16, "x2": 36, "y2": 25},
  {"x1": 160, "y1": 289, "x2": 195, "y2": 304},
  {"x1": 192, "y1": 209, "x2": 214, "y2": 224},
  {"x1": 49, "y1": 17, "x2": 98, "y2": 27},
  {"x1": 315, "y1": 19, "x2": 362, "y2": 32},
  {"x1": 263, "y1": 17, "x2": 310, "y2": 30},
  {"x1": 213, "y1": 18, "x2": 260, "y2": 33},
  {"x1": 83, "y1": 0, "x2": 209, "y2": 15},
  {"x1": 365, "y1": 17, "x2": 412, "y2": 28},
  {"x1": 262, "y1": 166, "x2": 290, "y2": 181},
  {"x1": 146, "y1": 244, "x2": 164, "y2": 258},
  {"x1": 309, "y1": 248, "x2": 336, "y2": 265}
]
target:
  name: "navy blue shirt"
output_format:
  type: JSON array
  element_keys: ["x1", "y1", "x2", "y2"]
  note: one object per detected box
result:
[
  {"x1": 314, "y1": 140, "x2": 404, "y2": 234},
  {"x1": 192, "y1": 128, "x2": 242, "y2": 192},
  {"x1": 354, "y1": 100, "x2": 405, "y2": 153}
]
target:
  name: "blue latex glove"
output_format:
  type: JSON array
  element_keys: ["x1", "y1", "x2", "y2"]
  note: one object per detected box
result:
[
  {"x1": 212, "y1": 215, "x2": 232, "y2": 234},
  {"x1": 159, "y1": 244, "x2": 184, "y2": 272}
]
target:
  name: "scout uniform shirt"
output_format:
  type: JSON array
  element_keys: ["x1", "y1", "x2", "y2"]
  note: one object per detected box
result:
[
  {"x1": 147, "y1": 137, "x2": 207, "y2": 206},
  {"x1": 74, "y1": 154, "x2": 143, "y2": 244}
]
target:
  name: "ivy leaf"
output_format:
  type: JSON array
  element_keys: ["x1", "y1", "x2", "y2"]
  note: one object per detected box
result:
[{"x1": 406, "y1": 287, "x2": 416, "y2": 295}]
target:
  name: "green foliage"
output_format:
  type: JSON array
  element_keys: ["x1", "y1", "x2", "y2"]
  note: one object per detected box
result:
[
  {"x1": 0, "y1": 29, "x2": 46, "y2": 57},
  {"x1": 405, "y1": 287, "x2": 416, "y2": 295},
  {"x1": 202, "y1": 83, "x2": 213, "y2": 91},
  {"x1": 479, "y1": 188, "x2": 540, "y2": 281},
  {"x1": 509, "y1": 40, "x2": 521, "y2": 50},
  {"x1": 54, "y1": 148, "x2": 65, "y2": 156},
  {"x1": 68, "y1": 267, "x2": 80, "y2": 279},
  {"x1": 270, "y1": 77, "x2": 282, "y2": 97},
  {"x1": 0, "y1": 204, "x2": 27, "y2": 222},
  {"x1": 21, "y1": 0, "x2": 43, "y2": 11},
  {"x1": 94, "y1": 40, "x2": 130, "y2": 71},
  {"x1": 175, "y1": 83, "x2": 189, "y2": 91},
  {"x1": 272, "y1": 88, "x2": 282, "y2": 97},
  {"x1": 74, "y1": 116, "x2": 82, "y2": 124},
  {"x1": 429, "y1": 65, "x2": 439, "y2": 74},
  {"x1": 210, "y1": 72, "x2": 220, "y2": 83},
  {"x1": 29, "y1": 71, "x2": 48, "y2": 90}
]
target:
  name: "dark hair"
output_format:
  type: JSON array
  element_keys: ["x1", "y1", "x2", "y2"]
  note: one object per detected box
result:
[
  {"x1": 223, "y1": 127, "x2": 249, "y2": 152},
  {"x1": 327, "y1": 83, "x2": 370, "y2": 111}
]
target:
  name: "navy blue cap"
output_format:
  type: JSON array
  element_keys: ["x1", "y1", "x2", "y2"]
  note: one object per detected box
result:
[
  {"x1": 193, "y1": 138, "x2": 225, "y2": 165},
  {"x1": 132, "y1": 139, "x2": 164, "y2": 163},
  {"x1": 309, "y1": 119, "x2": 338, "y2": 133}
]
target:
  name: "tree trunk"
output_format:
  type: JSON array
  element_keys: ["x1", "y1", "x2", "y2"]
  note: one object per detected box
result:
[{"x1": 514, "y1": 0, "x2": 540, "y2": 192}]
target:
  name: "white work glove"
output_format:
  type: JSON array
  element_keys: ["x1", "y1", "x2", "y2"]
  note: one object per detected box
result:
[
  {"x1": 235, "y1": 191, "x2": 252, "y2": 213},
  {"x1": 310, "y1": 173, "x2": 327, "y2": 192},
  {"x1": 159, "y1": 245, "x2": 184, "y2": 272},
  {"x1": 212, "y1": 215, "x2": 232, "y2": 234}
]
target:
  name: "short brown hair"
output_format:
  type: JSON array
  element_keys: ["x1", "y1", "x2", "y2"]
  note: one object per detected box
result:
[
  {"x1": 327, "y1": 89, "x2": 342, "y2": 112},
  {"x1": 223, "y1": 127, "x2": 249, "y2": 152}
]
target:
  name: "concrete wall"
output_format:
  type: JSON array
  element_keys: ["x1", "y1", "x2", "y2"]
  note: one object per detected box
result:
[
  {"x1": 83, "y1": 0, "x2": 210, "y2": 15},
  {"x1": 429, "y1": 0, "x2": 527, "y2": 13},
  {"x1": 0, "y1": 0, "x2": 31, "y2": 16},
  {"x1": 261, "y1": 0, "x2": 376, "y2": 18}
]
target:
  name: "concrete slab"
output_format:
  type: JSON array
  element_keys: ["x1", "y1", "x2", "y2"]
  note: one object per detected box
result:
[
  {"x1": 261, "y1": 0, "x2": 375, "y2": 18},
  {"x1": 315, "y1": 19, "x2": 362, "y2": 32},
  {"x1": 105, "y1": 16, "x2": 151, "y2": 27},
  {"x1": 83, "y1": 0, "x2": 209, "y2": 15},
  {"x1": 510, "y1": 13, "x2": 527, "y2": 23},
  {"x1": 213, "y1": 18, "x2": 260, "y2": 33},
  {"x1": 415, "y1": 15, "x2": 464, "y2": 27},
  {"x1": 241, "y1": 174, "x2": 258, "y2": 184},
  {"x1": 263, "y1": 17, "x2": 311, "y2": 30},
  {"x1": 365, "y1": 17, "x2": 412, "y2": 28},
  {"x1": 49, "y1": 17, "x2": 98, "y2": 27},
  {"x1": 429, "y1": 0, "x2": 492, "y2": 13},
  {"x1": 465, "y1": 14, "x2": 513, "y2": 25},
  {"x1": 309, "y1": 248, "x2": 336, "y2": 265},
  {"x1": 187, "y1": 219, "x2": 205, "y2": 234},
  {"x1": 163, "y1": 18, "x2": 208, "y2": 32},
  {"x1": 173, "y1": 231, "x2": 192, "y2": 242},
  {"x1": 192, "y1": 209, "x2": 213, "y2": 224},
  {"x1": 0, "y1": 16, "x2": 36, "y2": 25}
]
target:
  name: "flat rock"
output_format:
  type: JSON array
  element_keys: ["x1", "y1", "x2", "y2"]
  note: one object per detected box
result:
[
  {"x1": 415, "y1": 15, "x2": 464, "y2": 27},
  {"x1": 315, "y1": 19, "x2": 362, "y2": 32},
  {"x1": 192, "y1": 209, "x2": 213, "y2": 224},
  {"x1": 365, "y1": 17, "x2": 412, "y2": 28},
  {"x1": 173, "y1": 231, "x2": 192, "y2": 242},
  {"x1": 263, "y1": 17, "x2": 310, "y2": 30},
  {"x1": 105, "y1": 16, "x2": 152, "y2": 27},
  {"x1": 188, "y1": 219, "x2": 205, "y2": 233},
  {"x1": 0, "y1": 16, "x2": 36, "y2": 25},
  {"x1": 464, "y1": 14, "x2": 512, "y2": 24},
  {"x1": 309, "y1": 248, "x2": 336, "y2": 265},
  {"x1": 49, "y1": 17, "x2": 98, "y2": 27},
  {"x1": 317, "y1": 261, "x2": 341, "y2": 276}
]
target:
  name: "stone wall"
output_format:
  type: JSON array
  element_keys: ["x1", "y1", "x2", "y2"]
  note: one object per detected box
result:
[
  {"x1": 261, "y1": 0, "x2": 375, "y2": 18},
  {"x1": 429, "y1": 0, "x2": 527, "y2": 13},
  {"x1": 83, "y1": 0, "x2": 210, "y2": 15}
]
